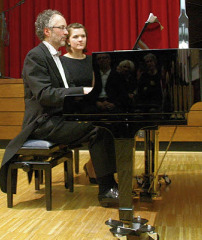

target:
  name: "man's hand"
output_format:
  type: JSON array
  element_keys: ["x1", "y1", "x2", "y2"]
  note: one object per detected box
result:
[{"x1": 83, "y1": 87, "x2": 93, "y2": 94}]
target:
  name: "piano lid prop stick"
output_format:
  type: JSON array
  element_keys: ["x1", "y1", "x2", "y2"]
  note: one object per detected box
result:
[{"x1": 132, "y1": 13, "x2": 164, "y2": 50}]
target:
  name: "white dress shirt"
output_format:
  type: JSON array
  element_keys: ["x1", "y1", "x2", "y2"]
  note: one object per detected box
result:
[
  {"x1": 99, "y1": 69, "x2": 111, "y2": 98},
  {"x1": 43, "y1": 41, "x2": 69, "y2": 88}
]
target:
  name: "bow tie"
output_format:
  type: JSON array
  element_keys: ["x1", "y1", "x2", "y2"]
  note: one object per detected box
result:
[{"x1": 55, "y1": 51, "x2": 61, "y2": 57}]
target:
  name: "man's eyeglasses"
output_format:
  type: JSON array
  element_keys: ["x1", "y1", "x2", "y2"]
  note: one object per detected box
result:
[{"x1": 51, "y1": 26, "x2": 68, "y2": 31}]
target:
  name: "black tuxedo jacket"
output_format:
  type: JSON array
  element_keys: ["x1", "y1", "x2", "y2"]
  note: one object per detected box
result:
[{"x1": 0, "y1": 43, "x2": 84, "y2": 193}]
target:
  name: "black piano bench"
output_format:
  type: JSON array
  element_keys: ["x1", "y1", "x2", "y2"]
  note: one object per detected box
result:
[{"x1": 7, "y1": 140, "x2": 74, "y2": 211}]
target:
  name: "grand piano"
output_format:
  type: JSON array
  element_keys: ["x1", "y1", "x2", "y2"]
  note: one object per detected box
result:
[
  {"x1": 63, "y1": 6, "x2": 202, "y2": 239},
  {"x1": 63, "y1": 48, "x2": 201, "y2": 206}
]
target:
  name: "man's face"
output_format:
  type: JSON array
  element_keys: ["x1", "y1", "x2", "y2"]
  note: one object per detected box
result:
[
  {"x1": 45, "y1": 14, "x2": 68, "y2": 50},
  {"x1": 145, "y1": 57, "x2": 156, "y2": 70},
  {"x1": 96, "y1": 54, "x2": 111, "y2": 69}
]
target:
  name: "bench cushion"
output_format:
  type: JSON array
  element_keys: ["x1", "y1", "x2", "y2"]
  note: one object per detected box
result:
[{"x1": 22, "y1": 140, "x2": 58, "y2": 149}]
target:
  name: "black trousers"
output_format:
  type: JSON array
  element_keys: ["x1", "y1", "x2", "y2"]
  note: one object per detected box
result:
[{"x1": 30, "y1": 116, "x2": 116, "y2": 178}]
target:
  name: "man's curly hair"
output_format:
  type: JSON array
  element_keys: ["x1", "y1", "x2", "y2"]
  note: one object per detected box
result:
[{"x1": 35, "y1": 9, "x2": 63, "y2": 41}]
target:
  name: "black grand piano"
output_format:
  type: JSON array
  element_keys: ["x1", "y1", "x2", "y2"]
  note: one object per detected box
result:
[
  {"x1": 63, "y1": 47, "x2": 201, "y2": 209},
  {"x1": 63, "y1": 7, "x2": 202, "y2": 238}
]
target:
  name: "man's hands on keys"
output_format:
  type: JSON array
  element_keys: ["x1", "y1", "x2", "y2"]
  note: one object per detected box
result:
[{"x1": 83, "y1": 87, "x2": 93, "y2": 94}]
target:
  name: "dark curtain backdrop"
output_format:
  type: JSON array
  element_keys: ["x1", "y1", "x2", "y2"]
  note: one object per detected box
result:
[{"x1": 3, "y1": 0, "x2": 180, "y2": 78}]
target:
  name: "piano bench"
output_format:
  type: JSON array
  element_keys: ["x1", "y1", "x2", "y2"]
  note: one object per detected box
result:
[{"x1": 7, "y1": 140, "x2": 74, "y2": 211}]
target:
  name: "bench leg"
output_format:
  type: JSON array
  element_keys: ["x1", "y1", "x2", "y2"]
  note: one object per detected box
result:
[
  {"x1": 39, "y1": 170, "x2": 43, "y2": 184},
  {"x1": 7, "y1": 167, "x2": 17, "y2": 208},
  {"x1": 35, "y1": 170, "x2": 40, "y2": 190},
  {"x1": 44, "y1": 165, "x2": 52, "y2": 211},
  {"x1": 12, "y1": 169, "x2": 17, "y2": 194},
  {"x1": 67, "y1": 159, "x2": 74, "y2": 192},
  {"x1": 35, "y1": 170, "x2": 43, "y2": 190},
  {"x1": 64, "y1": 161, "x2": 68, "y2": 189},
  {"x1": 74, "y1": 149, "x2": 79, "y2": 174},
  {"x1": 64, "y1": 160, "x2": 74, "y2": 192}
]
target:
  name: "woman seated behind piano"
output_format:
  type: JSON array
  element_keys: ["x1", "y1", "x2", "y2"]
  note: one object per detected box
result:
[{"x1": 61, "y1": 22, "x2": 97, "y2": 184}]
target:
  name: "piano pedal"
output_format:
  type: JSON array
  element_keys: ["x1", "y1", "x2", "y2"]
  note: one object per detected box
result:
[{"x1": 106, "y1": 216, "x2": 159, "y2": 239}]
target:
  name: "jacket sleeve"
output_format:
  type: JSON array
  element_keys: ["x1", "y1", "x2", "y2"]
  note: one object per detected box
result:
[{"x1": 22, "y1": 48, "x2": 84, "y2": 108}]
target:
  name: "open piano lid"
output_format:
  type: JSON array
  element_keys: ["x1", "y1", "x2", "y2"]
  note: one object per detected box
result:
[{"x1": 63, "y1": 14, "x2": 202, "y2": 123}]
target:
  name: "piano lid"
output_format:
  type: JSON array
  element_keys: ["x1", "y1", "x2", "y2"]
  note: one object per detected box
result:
[{"x1": 64, "y1": 48, "x2": 202, "y2": 122}]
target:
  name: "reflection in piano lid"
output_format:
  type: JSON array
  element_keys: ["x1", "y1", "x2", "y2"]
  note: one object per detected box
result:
[{"x1": 64, "y1": 48, "x2": 202, "y2": 120}]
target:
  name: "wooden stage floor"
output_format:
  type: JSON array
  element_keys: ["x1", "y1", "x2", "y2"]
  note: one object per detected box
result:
[{"x1": 0, "y1": 149, "x2": 202, "y2": 240}]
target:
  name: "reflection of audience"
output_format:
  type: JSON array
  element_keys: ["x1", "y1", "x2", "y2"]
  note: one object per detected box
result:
[
  {"x1": 136, "y1": 53, "x2": 163, "y2": 112},
  {"x1": 160, "y1": 64, "x2": 172, "y2": 112},
  {"x1": 116, "y1": 60, "x2": 137, "y2": 110},
  {"x1": 94, "y1": 53, "x2": 122, "y2": 112}
]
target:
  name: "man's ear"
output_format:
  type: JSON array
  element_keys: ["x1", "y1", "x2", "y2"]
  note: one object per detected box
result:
[{"x1": 44, "y1": 27, "x2": 51, "y2": 37}]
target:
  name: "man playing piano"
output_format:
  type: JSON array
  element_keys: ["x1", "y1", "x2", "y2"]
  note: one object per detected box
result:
[{"x1": 0, "y1": 9, "x2": 118, "y2": 207}]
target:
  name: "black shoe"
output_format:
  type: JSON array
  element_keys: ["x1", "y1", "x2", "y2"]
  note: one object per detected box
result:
[
  {"x1": 98, "y1": 187, "x2": 119, "y2": 207},
  {"x1": 83, "y1": 164, "x2": 97, "y2": 184}
]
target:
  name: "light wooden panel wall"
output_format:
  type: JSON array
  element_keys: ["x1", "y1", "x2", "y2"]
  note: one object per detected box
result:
[
  {"x1": 157, "y1": 102, "x2": 202, "y2": 142},
  {"x1": 0, "y1": 79, "x2": 24, "y2": 139},
  {"x1": 159, "y1": 102, "x2": 202, "y2": 141},
  {"x1": 0, "y1": 79, "x2": 202, "y2": 141}
]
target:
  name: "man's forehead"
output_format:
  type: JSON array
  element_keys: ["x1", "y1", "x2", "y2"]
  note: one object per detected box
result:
[{"x1": 51, "y1": 14, "x2": 66, "y2": 24}]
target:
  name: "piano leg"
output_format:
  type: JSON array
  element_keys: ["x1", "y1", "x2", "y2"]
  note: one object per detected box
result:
[
  {"x1": 115, "y1": 138, "x2": 134, "y2": 223},
  {"x1": 106, "y1": 138, "x2": 160, "y2": 239}
]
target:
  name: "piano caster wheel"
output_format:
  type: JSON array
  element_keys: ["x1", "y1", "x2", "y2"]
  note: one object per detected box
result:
[
  {"x1": 162, "y1": 175, "x2": 171, "y2": 185},
  {"x1": 135, "y1": 176, "x2": 144, "y2": 187}
]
